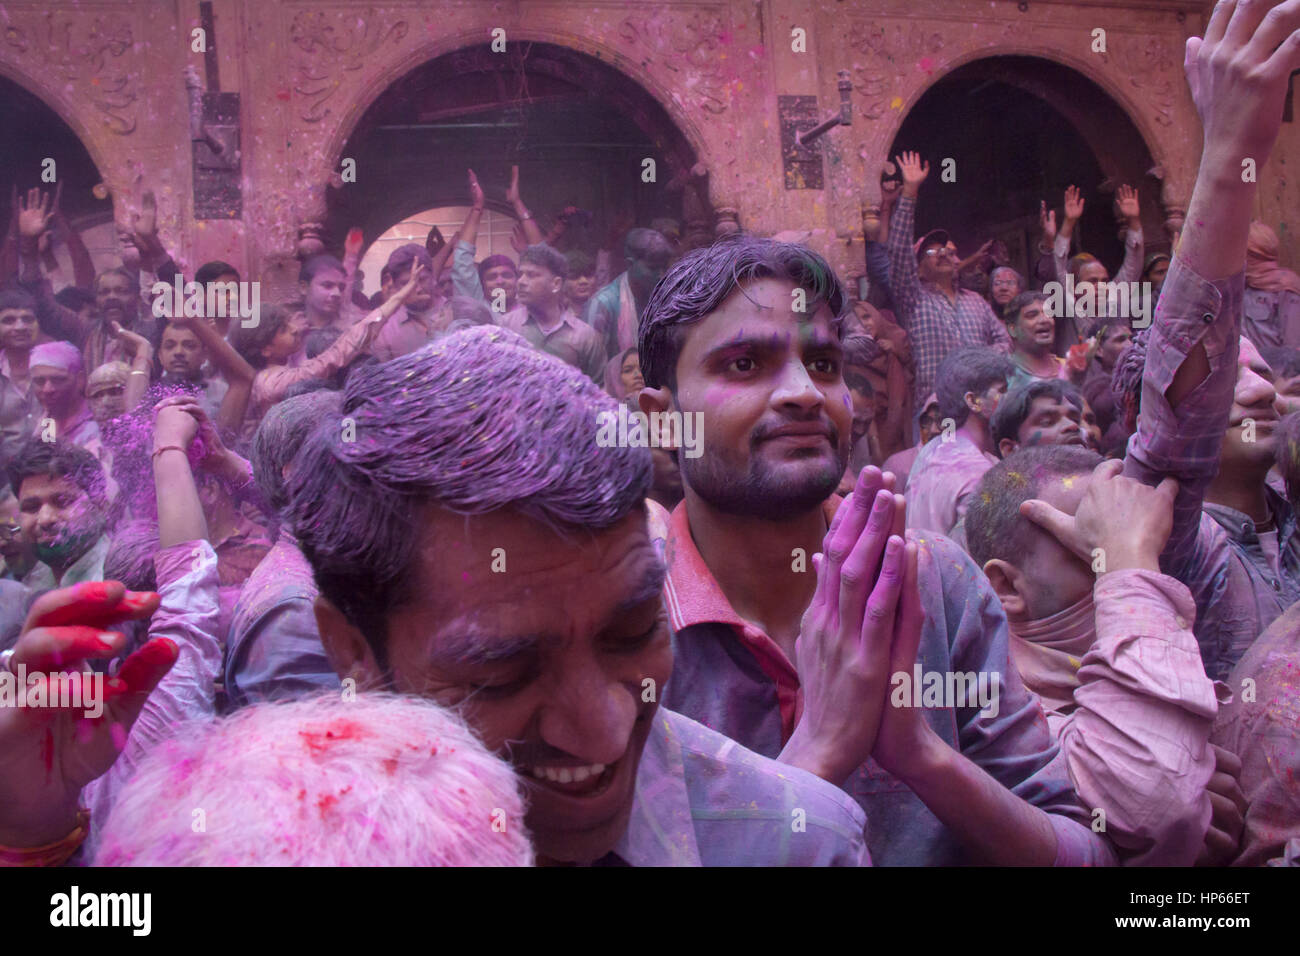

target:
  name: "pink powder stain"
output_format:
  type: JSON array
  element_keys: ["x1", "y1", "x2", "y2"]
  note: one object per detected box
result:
[
  {"x1": 462, "y1": 571, "x2": 472, "y2": 583},
  {"x1": 298, "y1": 718, "x2": 373, "y2": 757},
  {"x1": 918, "y1": 57, "x2": 934, "y2": 73},
  {"x1": 110, "y1": 722, "x2": 128, "y2": 752}
]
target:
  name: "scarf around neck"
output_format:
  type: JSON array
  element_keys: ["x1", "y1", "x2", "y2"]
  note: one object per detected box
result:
[{"x1": 1006, "y1": 590, "x2": 1096, "y2": 718}]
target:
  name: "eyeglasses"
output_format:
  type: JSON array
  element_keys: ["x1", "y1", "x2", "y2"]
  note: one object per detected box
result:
[{"x1": 923, "y1": 247, "x2": 955, "y2": 258}]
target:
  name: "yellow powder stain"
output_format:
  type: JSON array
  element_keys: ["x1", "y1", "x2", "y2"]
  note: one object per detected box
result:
[
  {"x1": 890, "y1": 96, "x2": 903, "y2": 110},
  {"x1": 1061, "y1": 476, "x2": 1075, "y2": 489}
]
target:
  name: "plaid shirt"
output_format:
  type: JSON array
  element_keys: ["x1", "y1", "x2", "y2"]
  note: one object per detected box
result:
[
  {"x1": 886, "y1": 196, "x2": 1011, "y2": 404},
  {"x1": 1121, "y1": 256, "x2": 1260, "y2": 680},
  {"x1": 661, "y1": 498, "x2": 1114, "y2": 866}
]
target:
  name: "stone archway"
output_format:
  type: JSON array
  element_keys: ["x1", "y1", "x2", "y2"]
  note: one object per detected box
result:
[
  {"x1": 318, "y1": 40, "x2": 712, "y2": 261},
  {"x1": 882, "y1": 54, "x2": 1164, "y2": 278}
]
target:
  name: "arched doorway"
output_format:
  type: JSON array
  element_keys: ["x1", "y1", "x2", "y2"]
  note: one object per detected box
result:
[
  {"x1": 887, "y1": 55, "x2": 1162, "y2": 279},
  {"x1": 326, "y1": 41, "x2": 706, "y2": 268},
  {"x1": 0, "y1": 74, "x2": 115, "y2": 285}
]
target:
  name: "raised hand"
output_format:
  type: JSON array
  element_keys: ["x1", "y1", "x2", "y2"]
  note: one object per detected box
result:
[
  {"x1": 895, "y1": 151, "x2": 930, "y2": 198},
  {"x1": 1063, "y1": 185, "x2": 1085, "y2": 222},
  {"x1": 109, "y1": 320, "x2": 152, "y2": 365},
  {"x1": 1020, "y1": 458, "x2": 1178, "y2": 573},
  {"x1": 0, "y1": 581, "x2": 171, "y2": 848},
  {"x1": 393, "y1": 258, "x2": 426, "y2": 305},
  {"x1": 506, "y1": 164, "x2": 521, "y2": 205},
  {"x1": 467, "y1": 169, "x2": 485, "y2": 210},
  {"x1": 17, "y1": 187, "x2": 54, "y2": 240},
  {"x1": 153, "y1": 396, "x2": 203, "y2": 451},
  {"x1": 1115, "y1": 184, "x2": 1141, "y2": 223},
  {"x1": 1039, "y1": 200, "x2": 1057, "y2": 244}
]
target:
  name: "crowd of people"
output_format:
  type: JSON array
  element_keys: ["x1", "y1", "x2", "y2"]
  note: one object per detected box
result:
[{"x1": 0, "y1": 2, "x2": 1298, "y2": 867}]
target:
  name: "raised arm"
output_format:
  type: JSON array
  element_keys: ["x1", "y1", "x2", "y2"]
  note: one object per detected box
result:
[
  {"x1": 452, "y1": 170, "x2": 489, "y2": 302},
  {"x1": 505, "y1": 165, "x2": 545, "y2": 246},
  {"x1": 884, "y1": 152, "x2": 929, "y2": 324},
  {"x1": 1112, "y1": 184, "x2": 1145, "y2": 285},
  {"x1": 1123, "y1": 0, "x2": 1298, "y2": 575}
]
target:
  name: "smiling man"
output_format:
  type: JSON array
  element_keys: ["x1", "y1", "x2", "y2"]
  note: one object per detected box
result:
[
  {"x1": 990, "y1": 379, "x2": 1092, "y2": 459},
  {"x1": 1005, "y1": 293, "x2": 1071, "y2": 393},
  {"x1": 638, "y1": 235, "x2": 1114, "y2": 866},
  {"x1": 7, "y1": 439, "x2": 111, "y2": 591},
  {"x1": 286, "y1": 326, "x2": 869, "y2": 865}
]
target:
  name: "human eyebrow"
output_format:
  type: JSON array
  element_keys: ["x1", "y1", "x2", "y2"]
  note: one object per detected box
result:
[
  {"x1": 613, "y1": 563, "x2": 667, "y2": 615},
  {"x1": 431, "y1": 628, "x2": 542, "y2": 669}
]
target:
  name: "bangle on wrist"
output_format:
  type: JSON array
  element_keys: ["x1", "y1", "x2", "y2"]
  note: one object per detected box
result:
[
  {"x1": 130, "y1": 369, "x2": 149, "y2": 377},
  {"x1": 152, "y1": 444, "x2": 187, "y2": 460},
  {"x1": 0, "y1": 808, "x2": 91, "y2": 867}
]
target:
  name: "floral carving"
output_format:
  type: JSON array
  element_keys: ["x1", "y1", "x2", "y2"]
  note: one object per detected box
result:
[
  {"x1": 618, "y1": 9, "x2": 732, "y2": 115},
  {"x1": 290, "y1": 10, "x2": 409, "y2": 123},
  {"x1": 847, "y1": 21, "x2": 946, "y2": 121},
  {"x1": 1099, "y1": 34, "x2": 1176, "y2": 127},
  {"x1": 1, "y1": 11, "x2": 137, "y2": 134}
]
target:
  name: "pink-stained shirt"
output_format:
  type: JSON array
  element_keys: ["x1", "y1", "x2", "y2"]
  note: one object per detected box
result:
[
  {"x1": 1212, "y1": 598, "x2": 1300, "y2": 866},
  {"x1": 904, "y1": 430, "x2": 997, "y2": 535},
  {"x1": 1035, "y1": 569, "x2": 1219, "y2": 866},
  {"x1": 248, "y1": 309, "x2": 382, "y2": 425},
  {"x1": 81, "y1": 539, "x2": 223, "y2": 860}
]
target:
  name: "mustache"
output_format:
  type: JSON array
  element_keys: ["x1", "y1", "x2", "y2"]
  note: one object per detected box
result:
[{"x1": 751, "y1": 416, "x2": 840, "y2": 449}]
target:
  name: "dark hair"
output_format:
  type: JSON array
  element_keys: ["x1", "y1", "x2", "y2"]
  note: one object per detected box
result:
[
  {"x1": 251, "y1": 389, "x2": 344, "y2": 516},
  {"x1": 286, "y1": 326, "x2": 653, "y2": 671},
  {"x1": 965, "y1": 444, "x2": 1102, "y2": 570},
  {"x1": 299, "y1": 254, "x2": 346, "y2": 285},
  {"x1": 519, "y1": 243, "x2": 569, "y2": 280},
  {"x1": 0, "y1": 289, "x2": 38, "y2": 313},
  {"x1": 989, "y1": 379, "x2": 1085, "y2": 455},
  {"x1": 104, "y1": 519, "x2": 160, "y2": 593},
  {"x1": 477, "y1": 254, "x2": 516, "y2": 283},
  {"x1": 1002, "y1": 291, "x2": 1047, "y2": 327},
  {"x1": 566, "y1": 250, "x2": 596, "y2": 278},
  {"x1": 283, "y1": 379, "x2": 338, "y2": 401},
  {"x1": 230, "y1": 303, "x2": 295, "y2": 370},
  {"x1": 446, "y1": 296, "x2": 493, "y2": 332},
  {"x1": 639, "y1": 235, "x2": 849, "y2": 390},
  {"x1": 94, "y1": 267, "x2": 140, "y2": 294},
  {"x1": 196, "y1": 260, "x2": 239, "y2": 285},
  {"x1": 625, "y1": 228, "x2": 672, "y2": 262},
  {"x1": 304, "y1": 326, "x2": 341, "y2": 361},
  {"x1": 51, "y1": 287, "x2": 93, "y2": 313},
  {"x1": 934, "y1": 347, "x2": 1014, "y2": 427},
  {"x1": 8, "y1": 439, "x2": 107, "y2": 504},
  {"x1": 1260, "y1": 345, "x2": 1300, "y2": 380},
  {"x1": 1095, "y1": 318, "x2": 1132, "y2": 347}
]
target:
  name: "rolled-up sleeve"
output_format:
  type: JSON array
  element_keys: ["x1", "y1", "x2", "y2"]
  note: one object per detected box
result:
[{"x1": 1124, "y1": 257, "x2": 1243, "y2": 581}]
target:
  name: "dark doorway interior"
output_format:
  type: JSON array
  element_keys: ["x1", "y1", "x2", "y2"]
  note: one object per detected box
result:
[
  {"x1": 329, "y1": 42, "x2": 701, "y2": 260},
  {"x1": 0, "y1": 74, "x2": 111, "y2": 242},
  {"x1": 887, "y1": 56, "x2": 1161, "y2": 280}
]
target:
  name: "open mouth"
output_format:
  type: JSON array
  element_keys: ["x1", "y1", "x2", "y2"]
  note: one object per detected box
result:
[{"x1": 526, "y1": 760, "x2": 617, "y2": 797}]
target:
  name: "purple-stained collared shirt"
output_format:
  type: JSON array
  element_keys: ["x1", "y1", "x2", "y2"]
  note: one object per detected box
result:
[
  {"x1": 1122, "y1": 255, "x2": 1256, "y2": 680},
  {"x1": 498, "y1": 305, "x2": 606, "y2": 383},
  {"x1": 81, "y1": 539, "x2": 223, "y2": 860},
  {"x1": 614, "y1": 708, "x2": 870, "y2": 866},
  {"x1": 1048, "y1": 569, "x2": 1218, "y2": 866},
  {"x1": 661, "y1": 498, "x2": 1115, "y2": 866},
  {"x1": 225, "y1": 531, "x2": 339, "y2": 711},
  {"x1": 904, "y1": 430, "x2": 997, "y2": 536},
  {"x1": 886, "y1": 196, "x2": 1012, "y2": 406}
]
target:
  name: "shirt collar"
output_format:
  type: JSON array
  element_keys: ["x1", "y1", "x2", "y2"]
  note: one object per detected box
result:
[
  {"x1": 1204, "y1": 485, "x2": 1294, "y2": 542},
  {"x1": 663, "y1": 496, "x2": 842, "y2": 632}
]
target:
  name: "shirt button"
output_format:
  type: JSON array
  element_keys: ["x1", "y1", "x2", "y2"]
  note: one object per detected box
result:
[
  {"x1": 1273, "y1": 580, "x2": 1281, "y2": 591},
  {"x1": 1175, "y1": 615, "x2": 1188, "y2": 629},
  {"x1": 1203, "y1": 313, "x2": 1214, "y2": 323}
]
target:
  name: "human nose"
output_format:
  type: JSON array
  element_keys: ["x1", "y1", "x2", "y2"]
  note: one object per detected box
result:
[{"x1": 539, "y1": 655, "x2": 639, "y2": 766}]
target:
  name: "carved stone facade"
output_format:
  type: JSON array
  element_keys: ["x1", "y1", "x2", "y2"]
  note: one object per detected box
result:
[{"x1": 5, "y1": 0, "x2": 1293, "y2": 284}]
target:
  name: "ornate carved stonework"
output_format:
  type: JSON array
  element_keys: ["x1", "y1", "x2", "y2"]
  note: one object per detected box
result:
[
  {"x1": 847, "y1": 20, "x2": 946, "y2": 121},
  {"x1": 618, "y1": 9, "x2": 732, "y2": 116},
  {"x1": 289, "y1": 9, "x2": 409, "y2": 123},
  {"x1": 1, "y1": 11, "x2": 138, "y2": 134},
  {"x1": 1099, "y1": 34, "x2": 1177, "y2": 128}
]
